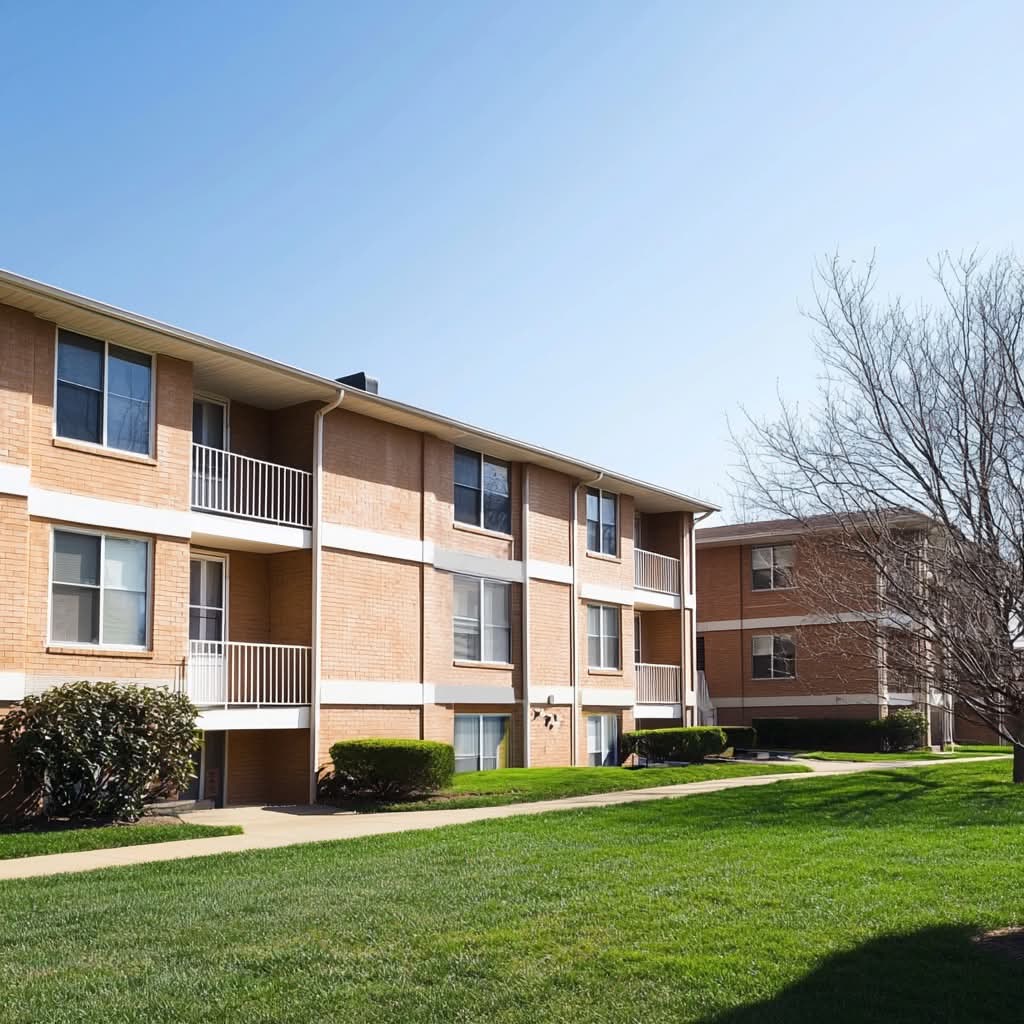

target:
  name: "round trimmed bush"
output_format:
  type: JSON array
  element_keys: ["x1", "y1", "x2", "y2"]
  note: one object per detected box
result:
[
  {"x1": 621, "y1": 726, "x2": 727, "y2": 763},
  {"x1": 329, "y1": 738, "x2": 455, "y2": 797}
]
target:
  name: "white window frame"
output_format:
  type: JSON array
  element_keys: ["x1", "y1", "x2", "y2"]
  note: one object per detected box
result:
[
  {"x1": 586, "y1": 488, "x2": 618, "y2": 556},
  {"x1": 453, "y1": 447, "x2": 512, "y2": 535},
  {"x1": 189, "y1": 552, "x2": 229, "y2": 643},
  {"x1": 53, "y1": 327, "x2": 156, "y2": 457},
  {"x1": 452, "y1": 574, "x2": 513, "y2": 665},
  {"x1": 633, "y1": 613, "x2": 642, "y2": 665},
  {"x1": 454, "y1": 713, "x2": 511, "y2": 772},
  {"x1": 192, "y1": 394, "x2": 230, "y2": 450},
  {"x1": 751, "y1": 544, "x2": 795, "y2": 591},
  {"x1": 587, "y1": 603, "x2": 621, "y2": 670},
  {"x1": 48, "y1": 525, "x2": 153, "y2": 651},
  {"x1": 586, "y1": 713, "x2": 619, "y2": 766},
  {"x1": 752, "y1": 634, "x2": 797, "y2": 680}
]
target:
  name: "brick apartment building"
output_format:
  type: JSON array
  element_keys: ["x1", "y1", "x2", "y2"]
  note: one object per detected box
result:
[
  {"x1": 695, "y1": 516, "x2": 956, "y2": 746},
  {"x1": 0, "y1": 269, "x2": 713, "y2": 806}
]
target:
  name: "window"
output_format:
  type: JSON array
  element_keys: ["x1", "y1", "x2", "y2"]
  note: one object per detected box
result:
[
  {"x1": 751, "y1": 544, "x2": 794, "y2": 590},
  {"x1": 586, "y1": 714, "x2": 619, "y2": 766},
  {"x1": 634, "y1": 614, "x2": 642, "y2": 665},
  {"x1": 587, "y1": 604, "x2": 620, "y2": 669},
  {"x1": 50, "y1": 529, "x2": 150, "y2": 647},
  {"x1": 453, "y1": 575, "x2": 511, "y2": 664},
  {"x1": 586, "y1": 488, "x2": 618, "y2": 555},
  {"x1": 752, "y1": 635, "x2": 796, "y2": 679},
  {"x1": 189, "y1": 558, "x2": 225, "y2": 642},
  {"x1": 454, "y1": 447, "x2": 511, "y2": 534},
  {"x1": 56, "y1": 330, "x2": 153, "y2": 455},
  {"x1": 696, "y1": 635, "x2": 705, "y2": 672},
  {"x1": 454, "y1": 714, "x2": 509, "y2": 772}
]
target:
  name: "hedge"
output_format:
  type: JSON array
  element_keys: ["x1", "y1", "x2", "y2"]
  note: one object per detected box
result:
[
  {"x1": 328, "y1": 738, "x2": 455, "y2": 796},
  {"x1": 720, "y1": 726, "x2": 757, "y2": 751},
  {"x1": 621, "y1": 727, "x2": 727, "y2": 763},
  {"x1": 752, "y1": 710, "x2": 927, "y2": 753}
]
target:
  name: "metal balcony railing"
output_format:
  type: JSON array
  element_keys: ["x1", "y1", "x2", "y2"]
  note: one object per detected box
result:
[
  {"x1": 191, "y1": 443, "x2": 313, "y2": 528},
  {"x1": 634, "y1": 548, "x2": 681, "y2": 594},
  {"x1": 186, "y1": 640, "x2": 312, "y2": 707}
]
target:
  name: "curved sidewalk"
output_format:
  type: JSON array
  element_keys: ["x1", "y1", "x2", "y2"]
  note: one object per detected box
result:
[{"x1": 0, "y1": 755, "x2": 1004, "y2": 881}]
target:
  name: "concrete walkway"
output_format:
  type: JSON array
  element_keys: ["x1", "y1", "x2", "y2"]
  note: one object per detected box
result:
[{"x1": 0, "y1": 755, "x2": 1005, "y2": 881}]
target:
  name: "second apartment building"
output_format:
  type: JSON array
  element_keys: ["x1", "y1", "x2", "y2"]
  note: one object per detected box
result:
[{"x1": 0, "y1": 270, "x2": 712, "y2": 807}]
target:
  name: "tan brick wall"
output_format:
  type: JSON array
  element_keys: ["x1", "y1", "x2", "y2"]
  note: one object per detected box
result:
[
  {"x1": 424, "y1": 435, "x2": 521, "y2": 558},
  {"x1": 322, "y1": 409, "x2": 422, "y2": 536},
  {"x1": 320, "y1": 551, "x2": 420, "y2": 681},
  {"x1": 318, "y1": 705, "x2": 421, "y2": 768},
  {"x1": 226, "y1": 401, "x2": 272, "y2": 462},
  {"x1": 226, "y1": 551, "x2": 271, "y2": 643},
  {"x1": 424, "y1": 566, "x2": 521, "y2": 695},
  {"x1": 0, "y1": 304, "x2": 37, "y2": 467},
  {"x1": 29, "y1": 328, "x2": 193, "y2": 510},
  {"x1": 269, "y1": 550, "x2": 312, "y2": 646},
  {"x1": 529, "y1": 703, "x2": 572, "y2": 766},
  {"x1": 226, "y1": 728, "x2": 310, "y2": 805},
  {"x1": 637, "y1": 610, "x2": 681, "y2": 665},
  {"x1": 24, "y1": 518, "x2": 188, "y2": 687},
  {"x1": 0, "y1": 497, "x2": 29, "y2": 673},
  {"x1": 528, "y1": 579, "x2": 571, "y2": 689},
  {"x1": 527, "y1": 466, "x2": 572, "y2": 563}
]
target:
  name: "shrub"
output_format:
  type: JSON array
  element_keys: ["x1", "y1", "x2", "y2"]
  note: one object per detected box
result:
[
  {"x1": 721, "y1": 726, "x2": 757, "y2": 751},
  {"x1": 875, "y1": 709, "x2": 928, "y2": 752},
  {"x1": 0, "y1": 681, "x2": 199, "y2": 822},
  {"x1": 329, "y1": 738, "x2": 455, "y2": 797},
  {"x1": 621, "y1": 727, "x2": 727, "y2": 763}
]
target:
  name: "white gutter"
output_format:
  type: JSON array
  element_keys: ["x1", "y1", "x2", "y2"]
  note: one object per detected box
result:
[
  {"x1": 570, "y1": 471, "x2": 604, "y2": 766},
  {"x1": 521, "y1": 466, "x2": 531, "y2": 768},
  {"x1": 309, "y1": 389, "x2": 345, "y2": 802}
]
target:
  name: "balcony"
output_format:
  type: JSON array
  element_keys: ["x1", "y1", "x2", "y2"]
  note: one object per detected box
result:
[
  {"x1": 191, "y1": 443, "x2": 313, "y2": 528},
  {"x1": 185, "y1": 640, "x2": 312, "y2": 708},
  {"x1": 635, "y1": 662, "x2": 682, "y2": 704},
  {"x1": 634, "y1": 548, "x2": 680, "y2": 594}
]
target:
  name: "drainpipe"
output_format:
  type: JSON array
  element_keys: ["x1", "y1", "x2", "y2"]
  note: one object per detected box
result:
[
  {"x1": 309, "y1": 388, "x2": 345, "y2": 803},
  {"x1": 521, "y1": 465, "x2": 531, "y2": 768},
  {"x1": 570, "y1": 471, "x2": 604, "y2": 766}
]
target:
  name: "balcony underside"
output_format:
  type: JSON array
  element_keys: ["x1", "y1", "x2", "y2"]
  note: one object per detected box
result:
[
  {"x1": 190, "y1": 510, "x2": 311, "y2": 552},
  {"x1": 195, "y1": 706, "x2": 310, "y2": 731}
]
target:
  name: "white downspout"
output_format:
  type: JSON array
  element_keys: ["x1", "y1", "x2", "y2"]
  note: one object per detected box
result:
[
  {"x1": 570, "y1": 471, "x2": 603, "y2": 766},
  {"x1": 521, "y1": 465, "x2": 531, "y2": 768},
  {"x1": 309, "y1": 388, "x2": 345, "y2": 802}
]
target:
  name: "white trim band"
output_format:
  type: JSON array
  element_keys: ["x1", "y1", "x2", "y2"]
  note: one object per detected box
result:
[
  {"x1": 0, "y1": 464, "x2": 30, "y2": 498},
  {"x1": 30, "y1": 488, "x2": 191, "y2": 538},
  {"x1": 698, "y1": 611, "x2": 881, "y2": 632},
  {"x1": 711, "y1": 693, "x2": 882, "y2": 708}
]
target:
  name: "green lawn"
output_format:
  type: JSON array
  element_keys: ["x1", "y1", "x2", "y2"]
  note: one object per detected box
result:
[
  {"x1": 1, "y1": 760, "x2": 1022, "y2": 1022},
  {"x1": 0, "y1": 822, "x2": 242, "y2": 861},
  {"x1": 381, "y1": 762, "x2": 809, "y2": 810},
  {"x1": 953, "y1": 744, "x2": 1015, "y2": 754},
  {"x1": 799, "y1": 749, "x2": 1008, "y2": 762}
]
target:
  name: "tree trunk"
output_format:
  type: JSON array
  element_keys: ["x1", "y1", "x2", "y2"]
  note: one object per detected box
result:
[{"x1": 1014, "y1": 744, "x2": 1024, "y2": 784}]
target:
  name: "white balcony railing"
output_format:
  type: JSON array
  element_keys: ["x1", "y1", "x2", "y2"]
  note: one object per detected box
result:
[
  {"x1": 186, "y1": 640, "x2": 312, "y2": 707},
  {"x1": 191, "y1": 443, "x2": 313, "y2": 528},
  {"x1": 636, "y1": 662, "x2": 682, "y2": 704},
  {"x1": 634, "y1": 548, "x2": 681, "y2": 594}
]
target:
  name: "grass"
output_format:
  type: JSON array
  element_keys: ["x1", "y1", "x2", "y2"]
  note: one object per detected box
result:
[
  {"x1": 378, "y1": 761, "x2": 809, "y2": 810},
  {"x1": 0, "y1": 822, "x2": 242, "y2": 861},
  {"x1": 1, "y1": 760, "x2": 1022, "y2": 1022},
  {"x1": 798, "y1": 749, "x2": 1008, "y2": 762},
  {"x1": 953, "y1": 743, "x2": 1015, "y2": 754}
]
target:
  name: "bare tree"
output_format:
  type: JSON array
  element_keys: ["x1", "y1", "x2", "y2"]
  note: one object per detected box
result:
[{"x1": 733, "y1": 252, "x2": 1024, "y2": 781}]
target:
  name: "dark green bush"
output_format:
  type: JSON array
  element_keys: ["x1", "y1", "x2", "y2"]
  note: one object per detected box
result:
[
  {"x1": 721, "y1": 726, "x2": 757, "y2": 751},
  {"x1": 622, "y1": 727, "x2": 727, "y2": 763},
  {"x1": 753, "y1": 716, "x2": 893, "y2": 752},
  {"x1": 329, "y1": 738, "x2": 455, "y2": 796},
  {"x1": 875, "y1": 709, "x2": 927, "y2": 752},
  {"x1": 0, "y1": 681, "x2": 199, "y2": 822}
]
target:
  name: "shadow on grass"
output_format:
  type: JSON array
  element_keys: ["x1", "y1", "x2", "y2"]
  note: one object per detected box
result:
[{"x1": 698, "y1": 925, "x2": 1021, "y2": 1024}]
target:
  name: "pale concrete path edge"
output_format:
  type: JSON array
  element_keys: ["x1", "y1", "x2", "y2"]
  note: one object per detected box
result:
[{"x1": 0, "y1": 755, "x2": 1006, "y2": 881}]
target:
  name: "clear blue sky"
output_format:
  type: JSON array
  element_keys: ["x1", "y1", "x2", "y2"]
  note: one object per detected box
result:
[{"x1": 3, "y1": 1, "x2": 1022, "y2": 517}]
